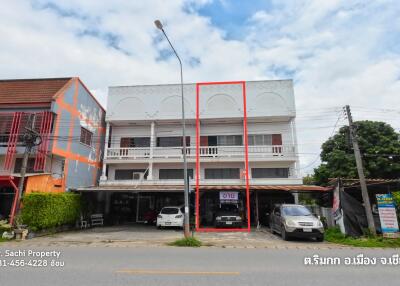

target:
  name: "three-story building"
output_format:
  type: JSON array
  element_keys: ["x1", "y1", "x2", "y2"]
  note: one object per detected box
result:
[
  {"x1": 84, "y1": 80, "x2": 327, "y2": 228},
  {"x1": 0, "y1": 77, "x2": 105, "y2": 223}
]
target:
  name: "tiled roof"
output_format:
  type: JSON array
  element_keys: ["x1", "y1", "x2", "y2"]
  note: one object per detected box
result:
[{"x1": 0, "y1": 78, "x2": 72, "y2": 105}]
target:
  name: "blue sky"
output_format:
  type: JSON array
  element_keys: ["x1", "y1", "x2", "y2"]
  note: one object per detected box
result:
[
  {"x1": 196, "y1": 0, "x2": 272, "y2": 39},
  {"x1": 1, "y1": 0, "x2": 399, "y2": 174}
]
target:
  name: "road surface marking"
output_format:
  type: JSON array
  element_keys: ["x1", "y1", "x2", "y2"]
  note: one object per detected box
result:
[{"x1": 116, "y1": 269, "x2": 240, "y2": 275}]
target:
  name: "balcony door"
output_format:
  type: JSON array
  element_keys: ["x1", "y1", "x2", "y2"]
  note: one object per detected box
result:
[{"x1": 120, "y1": 137, "x2": 150, "y2": 157}]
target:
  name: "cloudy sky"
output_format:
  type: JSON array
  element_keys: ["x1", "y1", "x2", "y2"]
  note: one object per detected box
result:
[{"x1": 1, "y1": 0, "x2": 400, "y2": 175}]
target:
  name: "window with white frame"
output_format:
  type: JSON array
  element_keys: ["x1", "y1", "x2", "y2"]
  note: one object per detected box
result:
[
  {"x1": 159, "y1": 169, "x2": 194, "y2": 180},
  {"x1": 251, "y1": 168, "x2": 289, "y2": 178},
  {"x1": 115, "y1": 169, "x2": 148, "y2": 180},
  {"x1": 205, "y1": 168, "x2": 240, "y2": 179},
  {"x1": 248, "y1": 134, "x2": 282, "y2": 145},
  {"x1": 120, "y1": 137, "x2": 150, "y2": 148},
  {"x1": 217, "y1": 135, "x2": 242, "y2": 146}
]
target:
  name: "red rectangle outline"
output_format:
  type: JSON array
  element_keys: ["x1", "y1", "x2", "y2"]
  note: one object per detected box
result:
[{"x1": 195, "y1": 81, "x2": 251, "y2": 232}]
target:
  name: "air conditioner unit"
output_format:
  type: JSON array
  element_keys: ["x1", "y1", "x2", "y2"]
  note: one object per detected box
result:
[{"x1": 132, "y1": 172, "x2": 144, "y2": 180}]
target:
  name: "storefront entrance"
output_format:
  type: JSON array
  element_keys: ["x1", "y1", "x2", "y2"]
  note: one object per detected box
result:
[
  {"x1": 197, "y1": 190, "x2": 296, "y2": 228},
  {"x1": 106, "y1": 192, "x2": 185, "y2": 225},
  {"x1": 198, "y1": 190, "x2": 247, "y2": 228},
  {"x1": 251, "y1": 191, "x2": 295, "y2": 227}
]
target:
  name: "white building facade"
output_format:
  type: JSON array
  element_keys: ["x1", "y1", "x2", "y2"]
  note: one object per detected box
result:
[{"x1": 91, "y1": 80, "x2": 316, "y2": 227}]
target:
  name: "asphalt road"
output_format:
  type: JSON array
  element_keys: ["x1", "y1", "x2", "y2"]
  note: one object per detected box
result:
[{"x1": 0, "y1": 246, "x2": 398, "y2": 286}]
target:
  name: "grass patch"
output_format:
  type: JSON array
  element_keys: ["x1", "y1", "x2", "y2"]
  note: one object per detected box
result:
[
  {"x1": 168, "y1": 237, "x2": 202, "y2": 247},
  {"x1": 325, "y1": 227, "x2": 400, "y2": 248}
]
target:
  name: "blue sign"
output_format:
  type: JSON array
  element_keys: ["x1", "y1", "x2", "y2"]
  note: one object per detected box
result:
[{"x1": 376, "y1": 194, "x2": 399, "y2": 234}]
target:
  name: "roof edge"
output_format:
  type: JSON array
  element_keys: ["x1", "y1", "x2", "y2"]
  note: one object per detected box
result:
[
  {"x1": 108, "y1": 79, "x2": 294, "y2": 90},
  {"x1": 0, "y1": 77, "x2": 72, "y2": 82}
]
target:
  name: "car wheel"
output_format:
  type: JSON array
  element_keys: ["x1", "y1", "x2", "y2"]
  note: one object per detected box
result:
[
  {"x1": 157, "y1": 225, "x2": 162, "y2": 229},
  {"x1": 281, "y1": 225, "x2": 289, "y2": 241},
  {"x1": 316, "y1": 236, "x2": 324, "y2": 242},
  {"x1": 270, "y1": 225, "x2": 275, "y2": 234}
]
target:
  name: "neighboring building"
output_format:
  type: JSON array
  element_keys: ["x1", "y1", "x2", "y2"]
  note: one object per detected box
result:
[
  {"x1": 0, "y1": 77, "x2": 105, "y2": 222},
  {"x1": 81, "y1": 80, "x2": 328, "y2": 227}
]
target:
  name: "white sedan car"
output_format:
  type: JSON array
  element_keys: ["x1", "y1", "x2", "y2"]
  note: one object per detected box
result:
[{"x1": 156, "y1": 206, "x2": 184, "y2": 228}]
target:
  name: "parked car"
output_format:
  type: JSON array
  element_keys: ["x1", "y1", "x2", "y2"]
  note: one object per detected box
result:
[
  {"x1": 269, "y1": 204, "x2": 324, "y2": 241},
  {"x1": 215, "y1": 204, "x2": 242, "y2": 228},
  {"x1": 143, "y1": 209, "x2": 158, "y2": 225},
  {"x1": 156, "y1": 206, "x2": 184, "y2": 228}
]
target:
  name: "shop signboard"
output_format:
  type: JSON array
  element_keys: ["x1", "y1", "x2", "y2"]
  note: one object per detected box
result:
[
  {"x1": 220, "y1": 191, "x2": 239, "y2": 204},
  {"x1": 376, "y1": 194, "x2": 399, "y2": 237}
]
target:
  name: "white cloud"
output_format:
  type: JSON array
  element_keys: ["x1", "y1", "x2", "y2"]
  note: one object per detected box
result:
[{"x1": 0, "y1": 0, "x2": 399, "y2": 176}]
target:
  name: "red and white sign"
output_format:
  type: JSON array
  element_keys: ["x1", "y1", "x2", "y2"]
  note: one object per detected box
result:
[{"x1": 220, "y1": 192, "x2": 239, "y2": 201}]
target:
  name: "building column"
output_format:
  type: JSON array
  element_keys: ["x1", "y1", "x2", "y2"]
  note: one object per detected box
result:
[
  {"x1": 147, "y1": 121, "x2": 155, "y2": 180},
  {"x1": 292, "y1": 192, "x2": 299, "y2": 204},
  {"x1": 100, "y1": 122, "x2": 110, "y2": 181},
  {"x1": 105, "y1": 192, "x2": 111, "y2": 215},
  {"x1": 290, "y1": 118, "x2": 300, "y2": 178},
  {"x1": 255, "y1": 190, "x2": 260, "y2": 229}
]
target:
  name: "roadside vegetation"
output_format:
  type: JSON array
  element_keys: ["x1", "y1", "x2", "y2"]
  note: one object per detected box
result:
[
  {"x1": 305, "y1": 121, "x2": 400, "y2": 186},
  {"x1": 325, "y1": 227, "x2": 400, "y2": 248},
  {"x1": 21, "y1": 193, "x2": 82, "y2": 231},
  {"x1": 168, "y1": 237, "x2": 202, "y2": 247},
  {"x1": 0, "y1": 220, "x2": 12, "y2": 242}
]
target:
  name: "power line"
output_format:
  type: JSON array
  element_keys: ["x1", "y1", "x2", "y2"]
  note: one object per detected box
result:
[{"x1": 297, "y1": 112, "x2": 345, "y2": 172}]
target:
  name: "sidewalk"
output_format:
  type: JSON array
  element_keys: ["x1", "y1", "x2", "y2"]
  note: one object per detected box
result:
[{"x1": 1, "y1": 225, "x2": 344, "y2": 249}]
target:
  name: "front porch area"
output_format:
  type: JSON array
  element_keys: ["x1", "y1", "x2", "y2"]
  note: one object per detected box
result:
[{"x1": 76, "y1": 184, "x2": 332, "y2": 230}]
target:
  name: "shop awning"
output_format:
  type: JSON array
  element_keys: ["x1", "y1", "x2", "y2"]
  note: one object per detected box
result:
[
  {"x1": 199, "y1": 185, "x2": 331, "y2": 192},
  {"x1": 76, "y1": 184, "x2": 331, "y2": 192}
]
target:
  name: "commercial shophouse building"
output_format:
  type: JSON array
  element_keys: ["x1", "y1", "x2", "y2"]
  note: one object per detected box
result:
[{"x1": 81, "y1": 80, "x2": 328, "y2": 228}]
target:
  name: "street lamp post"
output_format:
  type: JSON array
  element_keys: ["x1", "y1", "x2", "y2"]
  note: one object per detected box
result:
[{"x1": 155, "y1": 20, "x2": 190, "y2": 238}]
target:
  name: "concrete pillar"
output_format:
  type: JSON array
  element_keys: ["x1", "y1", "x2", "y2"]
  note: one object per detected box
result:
[
  {"x1": 292, "y1": 192, "x2": 299, "y2": 204},
  {"x1": 105, "y1": 192, "x2": 111, "y2": 215},
  {"x1": 96, "y1": 191, "x2": 105, "y2": 213},
  {"x1": 148, "y1": 121, "x2": 155, "y2": 180},
  {"x1": 100, "y1": 122, "x2": 110, "y2": 181},
  {"x1": 290, "y1": 118, "x2": 300, "y2": 179}
]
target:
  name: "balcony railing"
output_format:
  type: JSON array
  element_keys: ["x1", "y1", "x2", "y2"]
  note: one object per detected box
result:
[
  {"x1": 100, "y1": 175, "x2": 301, "y2": 187},
  {"x1": 106, "y1": 145, "x2": 296, "y2": 160}
]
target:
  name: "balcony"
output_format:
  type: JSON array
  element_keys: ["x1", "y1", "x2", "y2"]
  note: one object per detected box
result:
[
  {"x1": 99, "y1": 176, "x2": 303, "y2": 187},
  {"x1": 105, "y1": 145, "x2": 296, "y2": 162}
]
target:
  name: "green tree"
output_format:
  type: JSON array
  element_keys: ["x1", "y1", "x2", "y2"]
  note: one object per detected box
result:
[
  {"x1": 303, "y1": 174, "x2": 316, "y2": 185},
  {"x1": 313, "y1": 121, "x2": 400, "y2": 185}
]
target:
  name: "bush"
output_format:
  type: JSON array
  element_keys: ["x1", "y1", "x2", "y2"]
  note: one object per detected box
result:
[
  {"x1": 21, "y1": 193, "x2": 82, "y2": 230},
  {"x1": 0, "y1": 220, "x2": 12, "y2": 234},
  {"x1": 325, "y1": 227, "x2": 400, "y2": 248},
  {"x1": 393, "y1": 192, "x2": 400, "y2": 206},
  {"x1": 168, "y1": 237, "x2": 202, "y2": 247}
]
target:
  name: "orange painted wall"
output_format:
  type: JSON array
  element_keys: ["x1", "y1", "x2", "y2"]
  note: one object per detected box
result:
[{"x1": 25, "y1": 175, "x2": 64, "y2": 194}]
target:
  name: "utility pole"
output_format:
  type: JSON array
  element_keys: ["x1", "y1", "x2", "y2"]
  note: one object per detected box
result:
[
  {"x1": 344, "y1": 105, "x2": 376, "y2": 235},
  {"x1": 14, "y1": 114, "x2": 41, "y2": 225}
]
